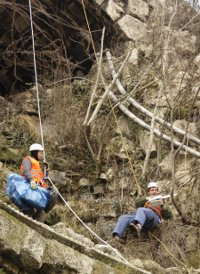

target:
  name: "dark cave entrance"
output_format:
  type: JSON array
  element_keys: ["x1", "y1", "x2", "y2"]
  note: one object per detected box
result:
[{"x1": 0, "y1": 0, "x2": 123, "y2": 96}]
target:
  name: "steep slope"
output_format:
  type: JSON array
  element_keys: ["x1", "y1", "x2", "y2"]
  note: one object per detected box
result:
[{"x1": 1, "y1": 0, "x2": 200, "y2": 273}]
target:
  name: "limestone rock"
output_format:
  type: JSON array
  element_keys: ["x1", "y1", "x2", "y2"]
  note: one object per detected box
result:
[
  {"x1": 127, "y1": 0, "x2": 149, "y2": 22},
  {"x1": 173, "y1": 31, "x2": 196, "y2": 56},
  {"x1": 117, "y1": 15, "x2": 147, "y2": 41},
  {"x1": 138, "y1": 130, "x2": 157, "y2": 158},
  {"x1": 93, "y1": 0, "x2": 104, "y2": 6},
  {"x1": 52, "y1": 157, "x2": 69, "y2": 171},
  {"x1": 116, "y1": 116, "x2": 131, "y2": 138},
  {"x1": 0, "y1": 96, "x2": 16, "y2": 122},
  {"x1": 106, "y1": 168, "x2": 115, "y2": 180},
  {"x1": 9, "y1": 88, "x2": 39, "y2": 115},
  {"x1": 169, "y1": 71, "x2": 191, "y2": 98},
  {"x1": 173, "y1": 120, "x2": 198, "y2": 138},
  {"x1": 53, "y1": 222, "x2": 94, "y2": 248},
  {"x1": 99, "y1": 172, "x2": 108, "y2": 182},
  {"x1": 1, "y1": 207, "x2": 146, "y2": 274},
  {"x1": 142, "y1": 259, "x2": 166, "y2": 274},
  {"x1": 67, "y1": 200, "x2": 117, "y2": 220},
  {"x1": 194, "y1": 53, "x2": 200, "y2": 67},
  {"x1": 93, "y1": 184, "x2": 105, "y2": 195},
  {"x1": 94, "y1": 244, "x2": 119, "y2": 257},
  {"x1": 128, "y1": 48, "x2": 139, "y2": 66},
  {"x1": 79, "y1": 177, "x2": 90, "y2": 186},
  {"x1": 159, "y1": 153, "x2": 192, "y2": 175},
  {"x1": 102, "y1": 0, "x2": 124, "y2": 21},
  {"x1": 106, "y1": 136, "x2": 135, "y2": 161},
  {"x1": 49, "y1": 170, "x2": 68, "y2": 185}
]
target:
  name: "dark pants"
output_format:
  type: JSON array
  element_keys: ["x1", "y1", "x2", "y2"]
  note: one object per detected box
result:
[
  {"x1": 22, "y1": 188, "x2": 58, "y2": 222},
  {"x1": 45, "y1": 187, "x2": 59, "y2": 213},
  {"x1": 22, "y1": 208, "x2": 46, "y2": 222}
]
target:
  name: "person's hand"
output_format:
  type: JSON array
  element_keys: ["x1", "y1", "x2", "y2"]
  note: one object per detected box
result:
[
  {"x1": 30, "y1": 180, "x2": 38, "y2": 190},
  {"x1": 43, "y1": 161, "x2": 49, "y2": 170}
]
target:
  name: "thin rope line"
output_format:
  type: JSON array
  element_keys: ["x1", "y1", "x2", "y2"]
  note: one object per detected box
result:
[
  {"x1": 28, "y1": 0, "x2": 46, "y2": 162},
  {"x1": 28, "y1": 0, "x2": 135, "y2": 267},
  {"x1": 47, "y1": 177, "x2": 131, "y2": 265}
]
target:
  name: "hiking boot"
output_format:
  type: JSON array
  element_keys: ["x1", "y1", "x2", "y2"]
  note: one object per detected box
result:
[
  {"x1": 130, "y1": 223, "x2": 141, "y2": 239},
  {"x1": 33, "y1": 210, "x2": 46, "y2": 223},
  {"x1": 113, "y1": 235, "x2": 126, "y2": 244}
]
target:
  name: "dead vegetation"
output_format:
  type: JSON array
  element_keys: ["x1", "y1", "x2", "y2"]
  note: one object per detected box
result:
[{"x1": 1, "y1": 0, "x2": 200, "y2": 271}]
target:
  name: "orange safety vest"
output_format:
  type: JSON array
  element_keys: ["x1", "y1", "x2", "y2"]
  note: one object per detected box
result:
[
  {"x1": 144, "y1": 201, "x2": 163, "y2": 218},
  {"x1": 20, "y1": 156, "x2": 47, "y2": 188}
]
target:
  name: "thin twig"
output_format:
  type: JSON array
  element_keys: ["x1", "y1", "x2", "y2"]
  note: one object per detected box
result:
[{"x1": 87, "y1": 51, "x2": 131, "y2": 125}]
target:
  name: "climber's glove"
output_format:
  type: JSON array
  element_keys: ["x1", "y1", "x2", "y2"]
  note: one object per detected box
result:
[
  {"x1": 30, "y1": 180, "x2": 38, "y2": 190},
  {"x1": 43, "y1": 161, "x2": 49, "y2": 170}
]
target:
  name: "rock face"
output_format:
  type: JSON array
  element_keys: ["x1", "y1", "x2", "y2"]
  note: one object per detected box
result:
[
  {"x1": 1, "y1": 0, "x2": 200, "y2": 273},
  {"x1": 118, "y1": 15, "x2": 147, "y2": 41},
  {"x1": 0, "y1": 202, "x2": 159, "y2": 274},
  {"x1": 1, "y1": 202, "x2": 199, "y2": 274}
]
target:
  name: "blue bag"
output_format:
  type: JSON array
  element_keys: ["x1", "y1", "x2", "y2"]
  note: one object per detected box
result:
[
  {"x1": 6, "y1": 174, "x2": 31, "y2": 211},
  {"x1": 6, "y1": 173, "x2": 50, "y2": 210}
]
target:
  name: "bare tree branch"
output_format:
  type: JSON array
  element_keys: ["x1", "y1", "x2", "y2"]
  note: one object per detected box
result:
[
  {"x1": 108, "y1": 90, "x2": 200, "y2": 158},
  {"x1": 106, "y1": 50, "x2": 200, "y2": 146},
  {"x1": 87, "y1": 51, "x2": 131, "y2": 126}
]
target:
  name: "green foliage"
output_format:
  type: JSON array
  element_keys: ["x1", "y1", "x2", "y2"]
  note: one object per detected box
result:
[{"x1": 0, "y1": 268, "x2": 6, "y2": 274}]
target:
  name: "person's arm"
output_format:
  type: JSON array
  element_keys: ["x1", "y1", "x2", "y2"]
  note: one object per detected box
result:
[
  {"x1": 22, "y1": 158, "x2": 32, "y2": 180},
  {"x1": 22, "y1": 158, "x2": 38, "y2": 189},
  {"x1": 135, "y1": 196, "x2": 148, "y2": 208},
  {"x1": 162, "y1": 204, "x2": 173, "y2": 219}
]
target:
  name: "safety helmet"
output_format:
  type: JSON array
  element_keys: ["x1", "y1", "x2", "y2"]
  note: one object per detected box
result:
[
  {"x1": 147, "y1": 182, "x2": 158, "y2": 189},
  {"x1": 29, "y1": 143, "x2": 44, "y2": 152}
]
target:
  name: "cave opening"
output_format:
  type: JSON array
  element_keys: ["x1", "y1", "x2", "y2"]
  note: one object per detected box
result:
[{"x1": 0, "y1": 0, "x2": 123, "y2": 96}]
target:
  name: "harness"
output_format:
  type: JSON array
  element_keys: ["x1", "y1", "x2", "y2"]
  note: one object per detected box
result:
[
  {"x1": 144, "y1": 201, "x2": 163, "y2": 218},
  {"x1": 20, "y1": 156, "x2": 47, "y2": 188}
]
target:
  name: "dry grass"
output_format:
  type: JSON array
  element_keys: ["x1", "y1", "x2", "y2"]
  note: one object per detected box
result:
[
  {"x1": 41, "y1": 82, "x2": 90, "y2": 162},
  {"x1": 7, "y1": 114, "x2": 40, "y2": 148}
]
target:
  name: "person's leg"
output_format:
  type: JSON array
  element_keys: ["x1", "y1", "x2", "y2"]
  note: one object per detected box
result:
[
  {"x1": 45, "y1": 187, "x2": 58, "y2": 213},
  {"x1": 112, "y1": 214, "x2": 136, "y2": 237},
  {"x1": 33, "y1": 210, "x2": 46, "y2": 223},
  {"x1": 22, "y1": 208, "x2": 35, "y2": 217},
  {"x1": 134, "y1": 208, "x2": 160, "y2": 228}
]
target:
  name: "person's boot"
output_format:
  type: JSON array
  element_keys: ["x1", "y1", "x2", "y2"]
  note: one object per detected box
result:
[
  {"x1": 33, "y1": 210, "x2": 46, "y2": 223},
  {"x1": 112, "y1": 233, "x2": 126, "y2": 244},
  {"x1": 130, "y1": 223, "x2": 141, "y2": 239},
  {"x1": 22, "y1": 208, "x2": 35, "y2": 218}
]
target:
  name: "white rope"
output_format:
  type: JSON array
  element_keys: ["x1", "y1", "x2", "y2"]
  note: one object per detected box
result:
[
  {"x1": 47, "y1": 177, "x2": 131, "y2": 265},
  {"x1": 28, "y1": 0, "x2": 133, "y2": 267},
  {"x1": 28, "y1": 0, "x2": 46, "y2": 162}
]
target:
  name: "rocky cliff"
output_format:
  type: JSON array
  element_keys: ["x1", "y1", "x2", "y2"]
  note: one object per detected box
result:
[{"x1": 1, "y1": 0, "x2": 200, "y2": 273}]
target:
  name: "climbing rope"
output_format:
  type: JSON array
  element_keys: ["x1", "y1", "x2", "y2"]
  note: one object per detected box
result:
[
  {"x1": 28, "y1": 0, "x2": 46, "y2": 162},
  {"x1": 28, "y1": 0, "x2": 132, "y2": 265},
  {"x1": 47, "y1": 177, "x2": 131, "y2": 265}
]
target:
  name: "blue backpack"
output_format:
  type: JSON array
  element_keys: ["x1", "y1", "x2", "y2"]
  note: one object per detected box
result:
[{"x1": 6, "y1": 173, "x2": 50, "y2": 210}]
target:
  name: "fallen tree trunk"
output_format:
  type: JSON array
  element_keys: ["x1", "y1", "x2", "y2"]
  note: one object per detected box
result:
[
  {"x1": 106, "y1": 51, "x2": 200, "y2": 146},
  {"x1": 108, "y1": 89, "x2": 200, "y2": 158}
]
